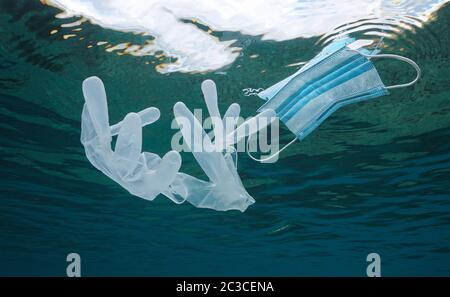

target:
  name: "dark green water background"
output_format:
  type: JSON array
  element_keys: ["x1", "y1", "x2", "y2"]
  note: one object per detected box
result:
[{"x1": 1, "y1": 1, "x2": 449, "y2": 276}]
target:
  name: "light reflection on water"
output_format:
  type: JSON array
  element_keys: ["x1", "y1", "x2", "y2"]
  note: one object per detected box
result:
[{"x1": 44, "y1": 0, "x2": 448, "y2": 73}]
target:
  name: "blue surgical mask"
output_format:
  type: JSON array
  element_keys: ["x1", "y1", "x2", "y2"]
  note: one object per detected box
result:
[
  {"x1": 250, "y1": 44, "x2": 420, "y2": 162},
  {"x1": 257, "y1": 36, "x2": 358, "y2": 100}
]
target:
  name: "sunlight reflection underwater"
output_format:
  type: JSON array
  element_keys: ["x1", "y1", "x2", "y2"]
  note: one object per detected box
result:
[{"x1": 44, "y1": 0, "x2": 448, "y2": 73}]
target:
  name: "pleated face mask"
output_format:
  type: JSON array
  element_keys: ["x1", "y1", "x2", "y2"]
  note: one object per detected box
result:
[{"x1": 253, "y1": 44, "x2": 420, "y2": 162}]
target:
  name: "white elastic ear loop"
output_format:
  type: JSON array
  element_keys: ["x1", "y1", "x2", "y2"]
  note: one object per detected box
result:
[
  {"x1": 246, "y1": 133, "x2": 297, "y2": 163},
  {"x1": 361, "y1": 52, "x2": 421, "y2": 89}
]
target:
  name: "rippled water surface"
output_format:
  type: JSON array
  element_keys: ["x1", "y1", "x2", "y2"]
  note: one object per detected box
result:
[{"x1": 1, "y1": 0, "x2": 450, "y2": 276}]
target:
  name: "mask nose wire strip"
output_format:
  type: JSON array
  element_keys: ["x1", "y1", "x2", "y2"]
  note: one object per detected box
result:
[
  {"x1": 359, "y1": 52, "x2": 421, "y2": 89},
  {"x1": 246, "y1": 133, "x2": 297, "y2": 162}
]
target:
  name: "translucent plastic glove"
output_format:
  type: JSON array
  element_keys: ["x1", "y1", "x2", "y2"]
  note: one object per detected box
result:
[
  {"x1": 81, "y1": 76, "x2": 182, "y2": 202},
  {"x1": 173, "y1": 80, "x2": 275, "y2": 212},
  {"x1": 81, "y1": 77, "x2": 274, "y2": 212}
]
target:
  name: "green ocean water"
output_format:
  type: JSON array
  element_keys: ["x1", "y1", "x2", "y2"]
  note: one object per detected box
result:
[{"x1": 1, "y1": 0, "x2": 450, "y2": 276}]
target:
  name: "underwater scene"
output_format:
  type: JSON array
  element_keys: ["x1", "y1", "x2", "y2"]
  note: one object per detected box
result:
[{"x1": 1, "y1": 0, "x2": 450, "y2": 276}]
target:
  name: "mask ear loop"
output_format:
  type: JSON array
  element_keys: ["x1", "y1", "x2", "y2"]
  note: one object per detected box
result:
[
  {"x1": 246, "y1": 132, "x2": 297, "y2": 163},
  {"x1": 359, "y1": 52, "x2": 421, "y2": 89},
  {"x1": 243, "y1": 88, "x2": 265, "y2": 96}
]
